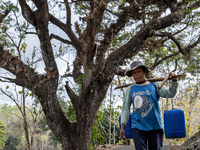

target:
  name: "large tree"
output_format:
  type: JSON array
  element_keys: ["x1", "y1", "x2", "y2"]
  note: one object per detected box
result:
[{"x1": 1, "y1": 0, "x2": 200, "y2": 149}]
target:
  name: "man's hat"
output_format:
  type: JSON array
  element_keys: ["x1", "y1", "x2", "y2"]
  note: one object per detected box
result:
[{"x1": 126, "y1": 61, "x2": 150, "y2": 77}]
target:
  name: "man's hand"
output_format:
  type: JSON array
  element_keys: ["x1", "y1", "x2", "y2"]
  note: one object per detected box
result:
[{"x1": 120, "y1": 124, "x2": 126, "y2": 140}]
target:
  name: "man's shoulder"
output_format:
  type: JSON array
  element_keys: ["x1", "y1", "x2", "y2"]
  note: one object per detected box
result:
[
  {"x1": 125, "y1": 84, "x2": 135, "y2": 92},
  {"x1": 150, "y1": 81, "x2": 160, "y2": 87}
]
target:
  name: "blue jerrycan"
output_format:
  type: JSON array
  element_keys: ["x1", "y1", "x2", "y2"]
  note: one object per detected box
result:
[
  {"x1": 119, "y1": 113, "x2": 132, "y2": 138},
  {"x1": 164, "y1": 109, "x2": 186, "y2": 138}
]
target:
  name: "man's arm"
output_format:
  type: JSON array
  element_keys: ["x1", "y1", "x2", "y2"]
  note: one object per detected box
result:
[
  {"x1": 120, "y1": 86, "x2": 132, "y2": 126},
  {"x1": 155, "y1": 80, "x2": 178, "y2": 98},
  {"x1": 120, "y1": 85, "x2": 132, "y2": 139}
]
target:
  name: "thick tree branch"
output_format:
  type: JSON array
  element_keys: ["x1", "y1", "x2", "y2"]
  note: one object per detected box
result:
[
  {"x1": 18, "y1": 0, "x2": 36, "y2": 26},
  {"x1": 64, "y1": 0, "x2": 71, "y2": 26},
  {"x1": 65, "y1": 82, "x2": 79, "y2": 101},
  {"x1": 149, "y1": 51, "x2": 180, "y2": 70},
  {"x1": 20, "y1": 0, "x2": 59, "y2": 79},
  {"x1": 75, "y1": 22, "x2": 82, "y2": 38},
  {"x1": 93, "y1": 4, "x2": 135, "y2": 79},
  {"x1": 49, "y1": 13, "x2": 83, "y2": 53},
  {"x1": 31, "y1": 0, "x2": 47, "y2": 10},
  {"x1": 0, "y1": 45, "x2": 57, "y2": 91},
  {"x1": 0, "y1": 8, "x2": 11, "y2": 23},
  {"x1": 102, "y1": 1, "x2": 191, "y2": 82},
  {"x1": 182, "y1": 35, "x2": 200, "y2": 59},
  {"x1": 98, "y1": 4, "x2": 133, "y2": 54},
  {"x1": 150, "y1": 31, "x2": 184, "y2": 55},
  {"x1": 73, "y1": 56, "x2": 83, "y2": 81},
  {"x1": 50, "y1": 34, "x2": 72, "y2": 44},
  {"x1": 65, "y1": 81, "x2": 80, "y2": 111},
  {"x1": 84, "y1": 0, "x2": 108, "y2": 68},
  {"x1": 13, "y1": 1, "x2": 57, "y2": 78},
  {"x1": 184, "y1": 36, "x2": 200, "y2": 51}
]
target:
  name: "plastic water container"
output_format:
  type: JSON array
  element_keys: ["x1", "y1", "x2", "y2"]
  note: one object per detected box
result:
[
  {"x1": 164, "y1": 109, "x2": 186, "y2": 138},
  {"x1": 119, "y1": 113, "x2": 132, "y2": 138}
]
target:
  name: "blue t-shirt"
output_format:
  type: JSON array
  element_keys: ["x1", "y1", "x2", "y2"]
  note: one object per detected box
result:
[{"x1": 130, "y1": 82, "x2": 162, "y2": 131}]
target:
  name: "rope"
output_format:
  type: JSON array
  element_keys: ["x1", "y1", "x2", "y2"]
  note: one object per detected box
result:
[{"x1": 169, "y1": 80, "x2": 175, "y2": 138}]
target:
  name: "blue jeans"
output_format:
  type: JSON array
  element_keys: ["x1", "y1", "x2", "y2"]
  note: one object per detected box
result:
[{"x1": 132, "y1": 128, "x2": 163, "y2": 150}]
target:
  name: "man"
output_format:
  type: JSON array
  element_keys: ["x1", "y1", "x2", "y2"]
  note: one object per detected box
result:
[{"x1": 120, "y1": 60, "x2": 178, "y2": 150}]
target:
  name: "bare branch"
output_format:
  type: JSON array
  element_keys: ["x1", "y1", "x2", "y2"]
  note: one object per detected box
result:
[
  {"x1": 65, "y1": 81, "x2": 79, "y2": 101},
  {"x1": 50, "y1": 34, "x2": 72, "y2": 44},
  {"x1": 184, "y1": 36, "x2": 200, "y2": 52},
  {"x1": 0, "y1": 88, "x2": 24, "y2": 116},
  {"x1": 0, "y1": 76, "x2": 16, "y2": 83},
  {"x1": 149, "y1": 51, "x2": 180, "y2": 70},
  {"x1": 18, "y1": 0, "x2": 36, "y2": 26},
  {"x1": 75, "y1": 22, "x2": 82, "y2": 38},
  {"x1": 64, "y1": 0, "x2": 71, "y2": 26},
  {"x1": 0, "y1": 47, "x2": 57, "y2": 91},
  {"x1": 103, "y1": 115, "x2": 119, "y2": 128},
  {"x1": 104, "y1": 8, "x2": 120, "y2": 17},
  {"x1": 64, "y1": 81, "x2": 81, "y2": 116},
  {"x1": 151, "y1": 31, "x2": 184, "y2": 55},
  {"x1": 49, "y1": 13, "x2": 83, "y2": 53},
  {"x1": 25, "y1": 32, "x2": 37, "y2": 35},
  {"x1": 61, "y1": 73, "x2": 73, "y2": 78},
  {"x1": 98, "y1": 5, "x2": 133, "y2": 54}
]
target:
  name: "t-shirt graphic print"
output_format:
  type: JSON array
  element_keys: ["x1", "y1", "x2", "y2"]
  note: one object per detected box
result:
[{"x1": 134, "y1": 95, "x2": 153, "y2": 117}]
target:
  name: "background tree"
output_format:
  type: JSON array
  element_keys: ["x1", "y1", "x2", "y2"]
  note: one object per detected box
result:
[
  {"x1": 4, "y1": 134, "x2": 21, "y2": 150},
  {"x1": 1, "y1": 0, "x2": 200, "y2": 150},
  {"x1": 0, "y1": 121, "x2": 6, "y2": 149}
]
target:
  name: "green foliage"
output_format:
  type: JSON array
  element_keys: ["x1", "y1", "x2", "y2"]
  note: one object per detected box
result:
[
  {"x1": 0, "y1": 121, "x2": 6, "y2": 149},
  {"x1": 37, "y1": 114, "x2": 49, "y2": 131},
  {"x1": 0, "y1": 2, "x2": 19, "y2": 48},
  {"x1": 90, "y1": 110, "x2": 105, "y2": 149},
  {"x1": 61, "y1": 100, "x2": 77, "y2": 122},
  {"x1": 48, "y1": 132, "x2": 62, "y2": 149},
  {"x1": 65, "y1": 101, "x2": 77, "y2": 122},
  {"x1": 74, "y1": 1, "x2": 90, "y2": 16},
  {"x1": 0, "y1": 103, "x2": 53, "y2": 149},
  {"x1": 75, "y1": 74, "x2": 84, "y2": 91},
  {"x1": 90, "y1": 105, "x2": 120, "y2": 149},
  {"x1": 4, "y1": 134, "x2": 21, "y2": 150}
]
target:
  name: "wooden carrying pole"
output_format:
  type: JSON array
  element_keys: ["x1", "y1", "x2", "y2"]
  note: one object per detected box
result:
[{"x1": 114, "y1": 74, "x2": 186, "y2": 90}]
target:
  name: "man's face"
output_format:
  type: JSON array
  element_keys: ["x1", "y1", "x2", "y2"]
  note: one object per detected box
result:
[{"x1": 131, "y1": 67, "x2": 146, "y2": 83}]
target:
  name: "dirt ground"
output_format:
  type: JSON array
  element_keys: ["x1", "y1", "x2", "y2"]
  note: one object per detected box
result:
[
  {"x1": 95, "y1": 144, "x2": 181, "y2": 150},
  {"x1": 95, "y1": 131, "x2": 200, "y2": 150},
  {"x1": 95, "y1": 144, "x2": 133, "y2": 150}
]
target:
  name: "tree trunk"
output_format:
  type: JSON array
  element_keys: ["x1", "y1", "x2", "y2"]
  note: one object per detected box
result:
[
  {"x1": 63, "y1": 126, "x2": 92, "y2": 150},
  {"x1": 23, "y1": 87, "x2": 31, "y2": 150},
  {"x1": 35, "y1": 79, "x2": 108, "y2": 150}
]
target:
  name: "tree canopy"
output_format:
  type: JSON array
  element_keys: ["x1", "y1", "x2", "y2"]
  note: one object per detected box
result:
[{"x1": 1, "y1": 0, "x2": 200, "y2": 149}]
